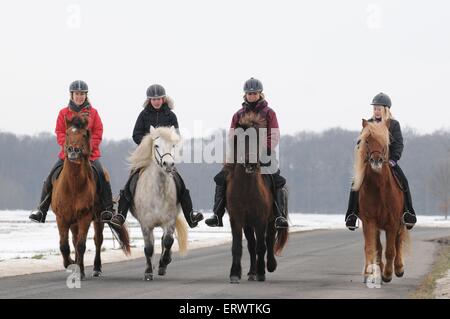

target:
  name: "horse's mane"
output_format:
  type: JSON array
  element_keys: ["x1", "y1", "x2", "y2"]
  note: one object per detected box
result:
[
  {"x1": 352, "y1": 121, "x2": 390, "y2": 191},
  {"x1": 129, "y1": 127, "x2": 180, "y2": 171}
]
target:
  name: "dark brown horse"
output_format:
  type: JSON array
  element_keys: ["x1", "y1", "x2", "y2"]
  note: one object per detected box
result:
[
  {"x1": 225, "y1": 112, "x2": 288, "y2": 284},
  {"x1": 353, "y1": 119, "x2": 408, "y2": 284},
  {"x1": 51, "y1": 115, "x2": 130, "y2": 279}
]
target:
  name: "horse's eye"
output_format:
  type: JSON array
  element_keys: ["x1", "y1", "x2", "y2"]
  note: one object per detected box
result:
[{"x1": 155, "y1": 145, "x2": 159, "y2": 149}]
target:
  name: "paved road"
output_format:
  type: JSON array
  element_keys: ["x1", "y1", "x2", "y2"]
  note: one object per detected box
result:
[{"x1": 0, "y1": 227, "x2": 448, "y2": 299}]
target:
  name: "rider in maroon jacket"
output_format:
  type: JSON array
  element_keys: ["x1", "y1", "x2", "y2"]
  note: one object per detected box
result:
[{"x1": 204, "y1": 78, "x2": 289, "y2": 229}]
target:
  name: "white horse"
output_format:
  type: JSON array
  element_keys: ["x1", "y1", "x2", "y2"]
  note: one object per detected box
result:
[{"x1": 129, "y1": 125, "x2": 188, "y2": 281}]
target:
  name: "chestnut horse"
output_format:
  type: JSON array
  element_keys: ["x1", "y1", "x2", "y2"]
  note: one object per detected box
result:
[
  {"x1": 352, "y1": 119, "x2": 408, "y2": 284},
  {"x1": 51, "y1": 115, "x2": 130, "y2": 280},
  {"x1": 225, "y1": 112, "x2": 288, "y2": 284}
]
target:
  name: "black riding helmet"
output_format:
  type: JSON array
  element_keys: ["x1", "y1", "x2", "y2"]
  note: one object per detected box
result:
[
  {"x1": 371, "y1": 92, "x2": 392, "y2": 108},
  {"x1": 147, "y1": 84, "x2": 166, "y2": 98},
  {"x1": 69, "y1": 80, "x2": 89, "y2": 93},
  {"x1": 243, "y1": 78, "x2": 263, "y2": 93}
]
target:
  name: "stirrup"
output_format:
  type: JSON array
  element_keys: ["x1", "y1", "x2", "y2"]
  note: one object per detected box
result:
[
  {"x1": 29, "y1": 210, "x2": 46, "y2": 223},
  {"x1": 109, "y1": 214, "x2": 126, "y2": 227},
  {"x1": 275, "y1": 216, "x2": 289, "y2": 229},
  {"x1": 345, "y1": 213, "x2": 359, "y2": 231},
  {"x1": 191, "y1": 210, "x2": 204, "y2": 223},
  {"x1": 205, "y1": 214, "x2": 223, "y2": 227},
  {"x1": 100, "y1": 210, "x2": 114, "y2": 223},
  {"x1": 402, "y1": 212, "x2": 416, "y2": 230}
]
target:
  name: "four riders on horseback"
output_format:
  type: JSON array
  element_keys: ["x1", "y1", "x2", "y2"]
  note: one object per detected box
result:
[{"x1": 29, "y1": 79, "x2": 417, "y2": 232}]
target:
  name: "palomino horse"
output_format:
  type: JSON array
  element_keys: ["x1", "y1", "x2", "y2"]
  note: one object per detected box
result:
[
  {"x1": 353, "y1": 119, "x2": 408, "y2": 284},
  {"x1": 129, "y1": 125, "x2": 188, "y2": 281},
  {"x1": 52, "y1": 115, "x2": 130, "y2": 279},
  {"x1": 225, "y1": 112, "x2": 289, "y2": 284}
]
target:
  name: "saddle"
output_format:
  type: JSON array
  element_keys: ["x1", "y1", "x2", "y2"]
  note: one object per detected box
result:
[{"x1": 52, "y1": 163, "x2": 103, "y2": 193}]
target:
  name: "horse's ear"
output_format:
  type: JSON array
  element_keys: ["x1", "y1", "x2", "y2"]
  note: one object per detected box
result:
[
  {"x1": 149, "y1": 125, "x2": 155, "y2": 134},
  {"x1": 362, "y1": 119, "x2": 368, "y2": 128}
]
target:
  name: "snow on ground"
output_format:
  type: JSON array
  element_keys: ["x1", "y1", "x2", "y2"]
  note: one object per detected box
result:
[{"x1": 0, "y1": 210, "x2": 449, "y2": 277}]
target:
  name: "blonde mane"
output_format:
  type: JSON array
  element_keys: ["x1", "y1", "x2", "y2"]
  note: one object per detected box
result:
[
  {"x1": 129, "y1": 127, "x2": 180, "y2": 171},
  {"x1": 352, "y1": 121, "x2": 390, "y2": 191}
]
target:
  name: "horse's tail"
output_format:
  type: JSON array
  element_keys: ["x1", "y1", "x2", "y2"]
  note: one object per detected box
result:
[
  {"x1": 175, "y1": 213, "x2": 188, "y2": 256},
  {"x1": 108, "y1": 222, "x2": 131, "y2": 256},
  {"x1": 401, "y1": 226, "x2": 412, "y2": 256},
  {"x1": 274, "y1": 227, "x2": 289, "y2": 256},
  {"x1": 274, "y1": 187, "x2": 289, "y2": 256}
]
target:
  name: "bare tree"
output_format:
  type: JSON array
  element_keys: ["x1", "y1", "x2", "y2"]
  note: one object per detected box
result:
[{"x1": 430, "y1": 157, "x2": 450, "y2": 220}]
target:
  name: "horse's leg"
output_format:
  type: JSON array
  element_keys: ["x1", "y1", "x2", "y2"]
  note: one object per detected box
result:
[
  {"x1": 56, "y1": 217, "x2": 73, "y2": 268},
  {"x1": 69, "y1": 224, "x2": 78, "y2": 265},
  {"x1": 255, "y1": 222, "x2": 267, "y2": 282},
  {"x1": 93, "y1": 221, "x2": 104, "y2": 277},
  {"x1": 376, "y1": 230, "x2": 384, "y2": 273},
  {"x1": 159, "y1": 223, "x2": 175, "y2": 276},
  {"x1": 395, "y1": 227, "x2": 406, "y2": 278},
  {"x1": 266, "y1": 220, "x2": 277, "y2": 273},
  {"x1": 382, "y1": 229, "x2": 397, "y2": 283},
  {"x1": 244, "y1": 225, "x2": 256, "y2": 280},
  {"x1": 75, "y1": 213, "x2": 92, "y2": 280},
  {"x1": 142, "y1": 226, "x2": 155, "y2": 281},
  {"x1": 229, "y1": 219, "x2": 243, "y2": 284},
  {"x1": 362, "y1": 221, "x2": 378, "y2": 283}
]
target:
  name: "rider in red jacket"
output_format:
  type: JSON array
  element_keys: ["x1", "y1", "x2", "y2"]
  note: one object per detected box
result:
[
  {"x1": 204, "y1": 78, "x2": 289, "y2": 229},
  {"x1": 29, "y1": 80, "x2": 115, "y2": 223}
]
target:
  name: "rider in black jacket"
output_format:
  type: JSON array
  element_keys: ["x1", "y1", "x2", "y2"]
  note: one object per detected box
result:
[
  {"x1": 109, "y1": 84, "x2": 204, "y2": 228},
  {"x1": 345, "y1": 93, "x2": 417, "y2": 231}
]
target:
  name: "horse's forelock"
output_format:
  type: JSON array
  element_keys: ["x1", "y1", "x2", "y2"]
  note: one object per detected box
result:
[
  {"x1": 238, "y1": 113, "x2": 266, "y2": 129},
  {"x1": 69, "y1": 115, "x2": 89, "y2": 130},
  {"x1": 353, "y1": 122, "x2": 390, "y2": 191}
]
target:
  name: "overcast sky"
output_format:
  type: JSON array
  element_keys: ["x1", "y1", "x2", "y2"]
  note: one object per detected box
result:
[{"x1": 1, "y1": 0, "x2": 449, "y2": 140}]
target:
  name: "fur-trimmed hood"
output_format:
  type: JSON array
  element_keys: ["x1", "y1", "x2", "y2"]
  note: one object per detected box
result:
[{"x1": 143, "y1": 95, "x2": 175, "y2": 110}]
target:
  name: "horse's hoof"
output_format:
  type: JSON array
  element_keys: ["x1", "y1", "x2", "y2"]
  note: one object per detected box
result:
[
  {"x1": 256, "y1": 274, "x2": 266, "y2": 282},
  {"x1": 395, "y1": 271, "x2": 404, "y2": 278},
  {"x1": 248, "y1": 274, "x2": 256, "y2": 281},
  {"x1": 158, "y1": 267, "x2": 167, "y2": 276},
  {"x1": 230, "y1": 276, "x2": 240, "y2": 284},
  {"x1": 92, "y1": 270, "x2": 102, "y2": 278},
  {"x1": 144, "y1": 273, "x2": 154, "y2": 281},
  {"x1": 382, "y1": 275, "x2": 392, "y2": 283},
  {"x1": 267, "y1": 259, "x2": 277, "y2": 273}
]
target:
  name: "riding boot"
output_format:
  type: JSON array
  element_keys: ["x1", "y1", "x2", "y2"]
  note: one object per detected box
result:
[
  {"x1": 274, "y1": 187, "x2": 289, "y2": 229},
  {"x1": 29, "y1": 160, "x2": 63, "y2": 223},
  {"x1": 403, "y1": 189, "x2": 417, "y2": 230},
  {"x1": 173, "y1": 171, "x2": 204, "y2": 228},
  {"x1": 91, "y1": 161, "x2": 115, "y2": 222},
  {"x1": 110, "y1": 170, "x2": 140, "y2": 227},
  {"x1": 205, "y1": 185, "x2": 226, "y2": 227},
  {"x1": 29, "y1": 180, "x2": 52, "y2": 223},
  {"x1": 393, "y1": 164, "x2": 417, "y2": 230},
  {"x1": 345, "y1": 190, "x2": 359, "y2": 231}
]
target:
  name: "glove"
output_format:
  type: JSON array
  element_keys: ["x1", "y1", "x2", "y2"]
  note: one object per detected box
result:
[{"x1": 389, "y1": 160, "x2": 397, "y2": 167}]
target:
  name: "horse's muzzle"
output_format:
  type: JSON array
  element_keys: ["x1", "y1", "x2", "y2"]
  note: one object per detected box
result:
[
  {"x1": 369, "y1": 158, "x2": 383, "y2": 172},
  {"x1": 67, "y1": 146, "x2": 83, "y2": 162}
]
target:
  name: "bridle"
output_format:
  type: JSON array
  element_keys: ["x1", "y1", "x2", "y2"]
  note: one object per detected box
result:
[{"x1": 153, "y1": 137, "x2": 175, "y2": 168}]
